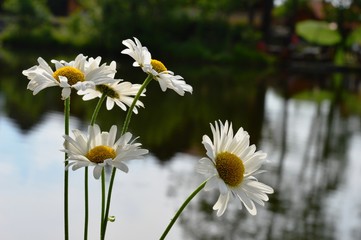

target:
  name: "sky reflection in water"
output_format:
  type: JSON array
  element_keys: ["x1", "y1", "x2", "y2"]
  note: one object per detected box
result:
[{"x1": 1, "y1": 88, "x2": 361, "y2": 240}]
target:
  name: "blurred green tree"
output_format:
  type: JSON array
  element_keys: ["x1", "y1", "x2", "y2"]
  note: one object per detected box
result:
[
  {"x1": 3, "y1": 0, "x2": 51, "y2": 26},
  {"x1": 1, "y1": 0, "x2": 54, "y2": 47}
]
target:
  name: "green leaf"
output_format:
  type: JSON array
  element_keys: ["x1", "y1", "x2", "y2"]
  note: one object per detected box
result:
[
  {"x1": 346, "y1": 27, "x2": 361, "y2": 46},
  {"x1": 296, "y1": 20, "x2": 341, "y2": 46}
]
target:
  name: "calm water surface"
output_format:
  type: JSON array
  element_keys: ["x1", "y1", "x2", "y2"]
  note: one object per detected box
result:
[{"x1": 1, "y1": 51, "x2": 361, "y2": 240}]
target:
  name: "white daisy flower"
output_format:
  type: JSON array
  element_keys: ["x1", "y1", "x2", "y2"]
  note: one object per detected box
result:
[
  {"x1": 121, "y1": 37, "x2": 152, "y2": 70},
  {"x1": 22, "y1": 54, "x2": 117, "y2": 100},
  {"x1": 63, "y1": 124, "x2": 148, "y2": 179},
  {"x1": 77, "y1": 80, "x2": 145, "y2": 114},
  {"x1": 196, "y1": 120, "x2": 274, "y2": 216},
  {"x1": 121, "y1": 37, "x2": 193, "y2": 96}
]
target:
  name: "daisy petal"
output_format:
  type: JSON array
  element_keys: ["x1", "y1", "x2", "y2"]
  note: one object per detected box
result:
[
  {"x1": 213, "y1": 192, "x2": 230, "y2": 217},
  {"x1": 93, "y1": 165, "x2": 103, "y2": 179},
  {"x1": 204, "y1": 176, "x2": 220, "y2": 191},
  {"x1": 236, "y1": 189, "x2": 257, "y2": 215}
]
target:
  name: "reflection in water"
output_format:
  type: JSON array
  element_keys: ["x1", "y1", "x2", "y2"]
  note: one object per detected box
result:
[
  {"x1": 261, "y1": 71, "x2": 361, "y2": 240},
  {"x1": 0, "y1": 114, "x2": 198, "y2": 240},
  {"x1": 1, "y1": 51, "x2": 361, "y2": 239}
]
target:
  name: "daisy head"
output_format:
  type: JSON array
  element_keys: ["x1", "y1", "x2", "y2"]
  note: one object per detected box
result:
[
  {"x1": 23, "y1": 54, "x2": 117, "y2": 100},
  {"x1": 196, "y1": 120, "x2": 274, "y2": 216},
  {"x1": 63, "y1": 124, "x2": 148, "y2": 179},
  {"x1": 121, "y1": 37, "x2": 193, "y2": 96},
  {"x1": 77, "y1": 80, "x2": 146, "y2": 114}
]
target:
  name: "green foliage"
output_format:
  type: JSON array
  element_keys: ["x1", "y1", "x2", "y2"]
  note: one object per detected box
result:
[
  {"x1": 293, "y1": 89, "x2": 333, "y2": 103},
  {"x1": 0, "y1": 23, "x2": 56, "y2": 47},
  {"x1": 346, "y1": 26, "x2": 361, "y2": 46},
  {"x1": 342, "y1": 92, "x2": 361, "y2": 116},
  {"x1": 273, "y1": 0, "x2": 309, "y2": 18},
  {"x1": 333, "y1": 48, "x2": 345, "y2": 66},
  {"x1": 233, "y1": 44, "x2": 273, "y2": 66},
  {"x1": 1, "y1": 0, "x2": 55, "y2": 47},
  {"x1": 3, "y1": 0, "x2": 51, "y2": 25},
  {"x1": 92, "y1": 0, "x2": 268, "y2": 64},
  {"x1": 52, "y1": 11, "x2": 100, "y2": 49},
  {"x1": 0, "y1": 0, "x2": 270, "y2": 65},
  {"x1": 296, "y1": 20, "x2": 341, "y2": 46}
]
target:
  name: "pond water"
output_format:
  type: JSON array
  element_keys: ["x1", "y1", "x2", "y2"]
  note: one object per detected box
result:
[{"x1": 1, "y1": 50, "x2": 361, "y2": 240}]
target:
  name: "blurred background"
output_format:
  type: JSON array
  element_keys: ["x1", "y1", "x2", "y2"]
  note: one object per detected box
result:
[{"x1": 1, "y1": 0, "x2": 361, "y2": 239}]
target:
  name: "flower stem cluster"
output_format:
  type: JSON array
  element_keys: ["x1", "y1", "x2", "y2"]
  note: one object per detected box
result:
[{"x1": 23, "y1": 37, "x2": 273, "y2": 240}]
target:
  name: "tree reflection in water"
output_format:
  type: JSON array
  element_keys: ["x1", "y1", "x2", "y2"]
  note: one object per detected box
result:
[
  {"x1": 1, "y1": 51, "x2": 361, "y2": 240},
  {"x1": 166, "y1": 70, "x2": 361, "y2": 240}
]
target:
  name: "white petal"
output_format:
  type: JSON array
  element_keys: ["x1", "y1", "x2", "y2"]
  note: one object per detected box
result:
[
  {"x1": 204, "y1": 176, "x2": 220, "y2": 191},
  {"x1": 218, "y1": 180, "x2": 228, "y2": 195},
  {"x1": 106, "y1": 98, "x2": 115, "y2": 110},
  {"x1": 93, "y1": 165, "x2": 103, "y2": 179},
  {"x1": 244, "y1": 153, "x2": 266, "y2": 175},
  {"x1": 196, "y1": 158, "x2": 216, "y2": 176},
  {"x1": 246, "y1": 180, "x2": 274, "y2": 194},
  {"x1": 38, "y1": 57, "x2": 55, "y2": 75},
  {"x1": 202, "y1": 135, "x2": 215, "y2": 161},
  {"x1": 108, "y1": 160, "x2": 129, "y2": 173},
  {"x1": 236, "y1": 189, "x2": 257, "y2": 215},
  {"x1": 213, "y1": 192, "x2": 230, "y2": 217},
  {"x1": 71, "y1": 161, "x2": 91, "y2": 171},
  {"x1": 61, "y1": 87, "x2": 71, "y2": 100},
  {"x1": 107, "y1": 125, "x2": 117, "y2": 146}
]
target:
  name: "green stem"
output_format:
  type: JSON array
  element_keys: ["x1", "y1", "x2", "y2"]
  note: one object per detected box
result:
[
  {"x1": 91, "y1": 93, "x2": 107, "y2": 125},
  {"x1": 100, "y1": 168, "x2": 106, "y2": 239},
  {"x1": 83, "y1": 93, "x2": 107, "y2": 240},
  {"x1": 121, "y1": 74, "x2": 152, "y2": 134},
  {"x1": 64, "y1": 97, "x2": 70, "y2": 240},
  {"x1": 101, "y1": 74, "x2": 152, "y2": 240},
  {"x1": 84, "y1": 166, "x2": 89, "y2": 240},
  {"x1": 159, "y1": 181, "x2": 206, "y2": 240},
  {"x1": 101, "y1": 167, "x2": 116, "y2": 240}
]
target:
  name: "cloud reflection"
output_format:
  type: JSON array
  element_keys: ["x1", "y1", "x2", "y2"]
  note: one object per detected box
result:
[
  {"x1": 0, "y1": 113, "x2": 200, "y2": 240},
  {"x1": 1, "y1": 88, "x2": 361, "y2": 240}
]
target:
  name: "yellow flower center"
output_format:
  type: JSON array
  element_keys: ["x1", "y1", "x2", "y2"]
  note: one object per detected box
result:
[
  {"x1": 96, "y1": 84, "x2": 120, "y2": 99},
  {"x1": 86, "y1": 145, "x2": 116, "y2": 164},
  {"x1": 215, "y1": 152, "x2": 245, "y2": 187},
  {"x1": 53, "y1": 66, "x2": 85, "y2": 85},
  {"x1": 151, "y1": 59, "x2": 167, "y2": 73}
]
